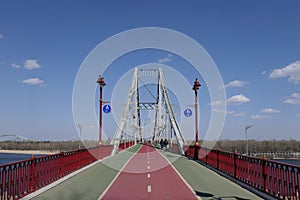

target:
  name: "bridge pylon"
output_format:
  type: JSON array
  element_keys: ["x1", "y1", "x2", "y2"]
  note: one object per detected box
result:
[{"x1": 111, "y1": 68, "x2": 186, "y2": 155}]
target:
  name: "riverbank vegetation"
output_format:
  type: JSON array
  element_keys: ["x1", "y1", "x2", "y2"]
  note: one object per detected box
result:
[
  {"x1": 1, "y1": 139, "x2": 299, "y2": 154},
  {"x1": 0, "y1": 140, "x2": 105, "y2": 152},
  {"x1": 214, "y1": 139, "x2": 300, "y2": 154}
]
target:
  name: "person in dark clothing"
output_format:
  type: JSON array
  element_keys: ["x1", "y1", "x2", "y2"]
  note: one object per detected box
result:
[
  {"x1": 160, "y1": 139, "x2": 164, "y2": 149},
  {"x1": 164, "y1": 139, "x2": 169, "y2": 150}
]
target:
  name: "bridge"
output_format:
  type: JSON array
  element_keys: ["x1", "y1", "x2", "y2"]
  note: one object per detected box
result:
[
  {"x1": 251, "y1": 151, "x2": 300, "y2": 159},
  {"x1": 0, "y1": 68, "x2": 299, "y2": 199},
  {"x1": 0, "y1": 134, "x2": 30, "y2": 141}
]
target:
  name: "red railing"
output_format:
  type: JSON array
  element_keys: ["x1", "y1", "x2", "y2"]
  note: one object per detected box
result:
[
  {"x1": 0, "y1": 145, "x2": 114, "y2": 199},
  {"x1": 169, "y1": 143, "x2": 179, "y2": 153},
  {"x1": 184, "y1": 145, "x2": 300, "y2": 200},
  {"x1": 118, "y1": 141, "x2": 135, "y2": 151}
]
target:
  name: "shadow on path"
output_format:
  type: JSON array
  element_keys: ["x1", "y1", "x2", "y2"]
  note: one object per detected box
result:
[{"x1": 195, "y1": 191, "x2": 251, "y2": 200}]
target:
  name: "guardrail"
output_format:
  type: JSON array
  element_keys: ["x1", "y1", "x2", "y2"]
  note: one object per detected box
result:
[
  {"x1": 0, "y1": 145, "x2": 115, "y2": 199},
  {"x1": 184, "y1": 145, "x2": 300, "y2": 200},
  {"x1": 118, "y1": 141, "x2": 135, "y2": 151}
]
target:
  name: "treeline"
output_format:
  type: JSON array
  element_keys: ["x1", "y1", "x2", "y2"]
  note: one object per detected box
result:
[
  {"x1": 185, "y1": 139, "x2": 300, "y2": 154},
  {"x1": 1, "y1": 139, "x2": 300, "y2": 154},
  {"x1": 0, "y1": 140, "x2": 106, "y2": 152},
  {"x1": 214, "y1": 139, "x2": 300, "y2": 154}
]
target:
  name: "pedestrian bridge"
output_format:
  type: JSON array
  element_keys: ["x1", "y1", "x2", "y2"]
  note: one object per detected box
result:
[
  {"x1": 1, "y1": 68, "x2": 299, "y2": 199},
  {"x1": 1, "y1": 142, "x2": 299, "y2": 199},
  {"x1": 24, "y1": 143, "x2": 267, "y2": 200}
]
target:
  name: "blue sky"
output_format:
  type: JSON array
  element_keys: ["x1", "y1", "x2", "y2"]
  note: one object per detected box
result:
[{"x1": 0, "y1": 1, "x2": 299, "y2": 141}]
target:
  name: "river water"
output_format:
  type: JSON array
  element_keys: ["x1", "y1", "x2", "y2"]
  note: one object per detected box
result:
[
  {"x1": 274, "y1": 159, "x2": 300, "y2": 166},
  {"x1": 0, "y1": 153, "x2": 41, "y2": 165}
]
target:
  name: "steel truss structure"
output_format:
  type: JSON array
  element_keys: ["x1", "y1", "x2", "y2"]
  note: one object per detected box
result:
[{"x1": 111, "y1": 68, "x2": 186, "y2": 155}]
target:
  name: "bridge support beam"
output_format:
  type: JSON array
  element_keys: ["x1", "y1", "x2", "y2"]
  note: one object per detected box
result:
[{"x1": 111, "y1": 68, "x2": 140, "y2": 155}]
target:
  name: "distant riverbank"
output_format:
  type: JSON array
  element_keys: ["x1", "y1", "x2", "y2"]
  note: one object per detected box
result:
[
  {"x1": 274, "y1": 159, "x2": 300, "y2": 166},
  {"x1": 0, "y1": 149, "x2": 60, "y2": 155},
  {"x1": 0, "y1": 140, "x2": 98, "y2": 152}
]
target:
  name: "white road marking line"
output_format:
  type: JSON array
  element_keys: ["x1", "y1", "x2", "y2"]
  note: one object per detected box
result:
[
  {"x1": 98, "y1": 145, "x2": 143, "y2": 200},
  {"x1": 158, "y1": 150, "x2": 199, "y2": 199},
  {"x1": 23, "y1": 157, "x2": 107, "y2": 200},
  {"x1": 147, "y1": 173, "x2": 151, "y2": 178},
  {"x1": 147, "y1": 165, "x2": 150, "y2": 170},
  {"x1": 147, "y1": 185, "x2": 152, "y2": 192}
]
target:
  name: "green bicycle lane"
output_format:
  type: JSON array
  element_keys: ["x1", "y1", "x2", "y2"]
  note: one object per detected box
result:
[
  {"x1": 159, "y1": 149, "x2": 264, "y2": 200},
  {"x1": 27, "y1": 144, "x2": 141, "y2": 200}
]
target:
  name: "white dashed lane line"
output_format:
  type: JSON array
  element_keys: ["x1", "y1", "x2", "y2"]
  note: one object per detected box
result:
[
  {"x1": 148, "y1": 185, "x2": 152, "y2": 192},
  {"x1": 147, "y1": 147, "x2": 151, "y2": 193}
]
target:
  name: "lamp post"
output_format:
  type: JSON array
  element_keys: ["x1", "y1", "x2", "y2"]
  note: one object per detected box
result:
[
  {"x1": 245, "y1": 125, "x2": 253, "y2": 156},
  {"x1": 97, "y1": 75, "x2": 106, "y2": 145},
  {"x1": 192, "y1": 78, "x2": 201, "y2": 146}
]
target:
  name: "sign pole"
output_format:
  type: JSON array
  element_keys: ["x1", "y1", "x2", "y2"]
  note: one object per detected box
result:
[{"x1": 97, "y1": 75, "x2": 106, "y2": 145}]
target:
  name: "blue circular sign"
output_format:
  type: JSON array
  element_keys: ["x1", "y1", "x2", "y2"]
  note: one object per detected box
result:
[
  {"x1": 184, "y1": 109, "x2": 192, "y2": 117},
  {"x1": 103, "y1": 105, "x2": 111, "y2": 113}
]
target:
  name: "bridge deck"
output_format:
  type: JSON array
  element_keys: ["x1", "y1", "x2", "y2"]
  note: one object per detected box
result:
[{"x1": 25, "y1": 144, "x2": 263, "y2": 200}]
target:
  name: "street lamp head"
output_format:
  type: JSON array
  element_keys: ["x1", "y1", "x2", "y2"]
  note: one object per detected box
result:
[
  {"x1": 245, "y1": 125, "x2": 253, "y2": 131},
  {"x1": 192, "y1": 78, "x2": 201, "y2": 92},
  {"x1": 97, "y1": 75, "x2": 106, "y2": 88}
]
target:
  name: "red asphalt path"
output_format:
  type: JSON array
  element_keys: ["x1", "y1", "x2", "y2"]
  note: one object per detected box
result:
[{"x1": 101, "y1": 144, "x2": 197, "y2": 200}]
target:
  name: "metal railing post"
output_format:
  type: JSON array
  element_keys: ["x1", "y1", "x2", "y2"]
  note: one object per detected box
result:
[
  {"x1": 29, "y1": 154, "x2": 35, "y2": 193},
  {"x1": 234, "y1": 150, "x2": 238, "y2": 178},
  {"x1": 262, "y1": 156, "x2": 268, "y2": 192}
]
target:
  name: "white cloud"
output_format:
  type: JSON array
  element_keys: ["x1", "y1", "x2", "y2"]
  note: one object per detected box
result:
[
  {"x1": 269, "y1": 61, "x2": 300, "y2": 84},
  {"x1": 261, "y1": 108, "x2": 280, "y2": 113},
  {"x1": 24, "y1": 59, "x2": 42, "y2": 70},
  {"x1": 223, "y1": 80, "x2": 247, "y2": 88},
  {"x1": 227, "y1": 111, "x2": 235, "y2": 115},
  {"x1": 261, "y1": 70, "x2": 266, "y2": 75},
  {"x1": 21, "y1": 78, "x2": 44, "y2": 85},
  {"x1": 283, "y1": 93, "x2": 300, "y2": 104},
  {"x1": 210, "y1": 94, "x2": 250, "y2": 106},
  {"x1": 158, "y1": 54, "x2": 172, "y2": 63},
  {"x1": 210, "y1": 100, "x2": 224, "y2": 106},
  {"x1": 213, "y1": 109, "x2": 245, "y2": 117},
  {"x1": 0, "y1": 33, "x2": 4, "y2": 39},
  {"x1": 251, "y1": 115, "x2": 271, "y2": 120},
  {"x1": 234, "y1": 112, "x2": 246, "y2": 117},
  {"x1": 227, "y1": 94, "x2": 251, "y2": 104},
  {"x1": 213, "y1": 108, "x2": 232, "y2": 114},
  {"x1": 11, "y1": 63, "x2": 20, "y2": 69}
]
